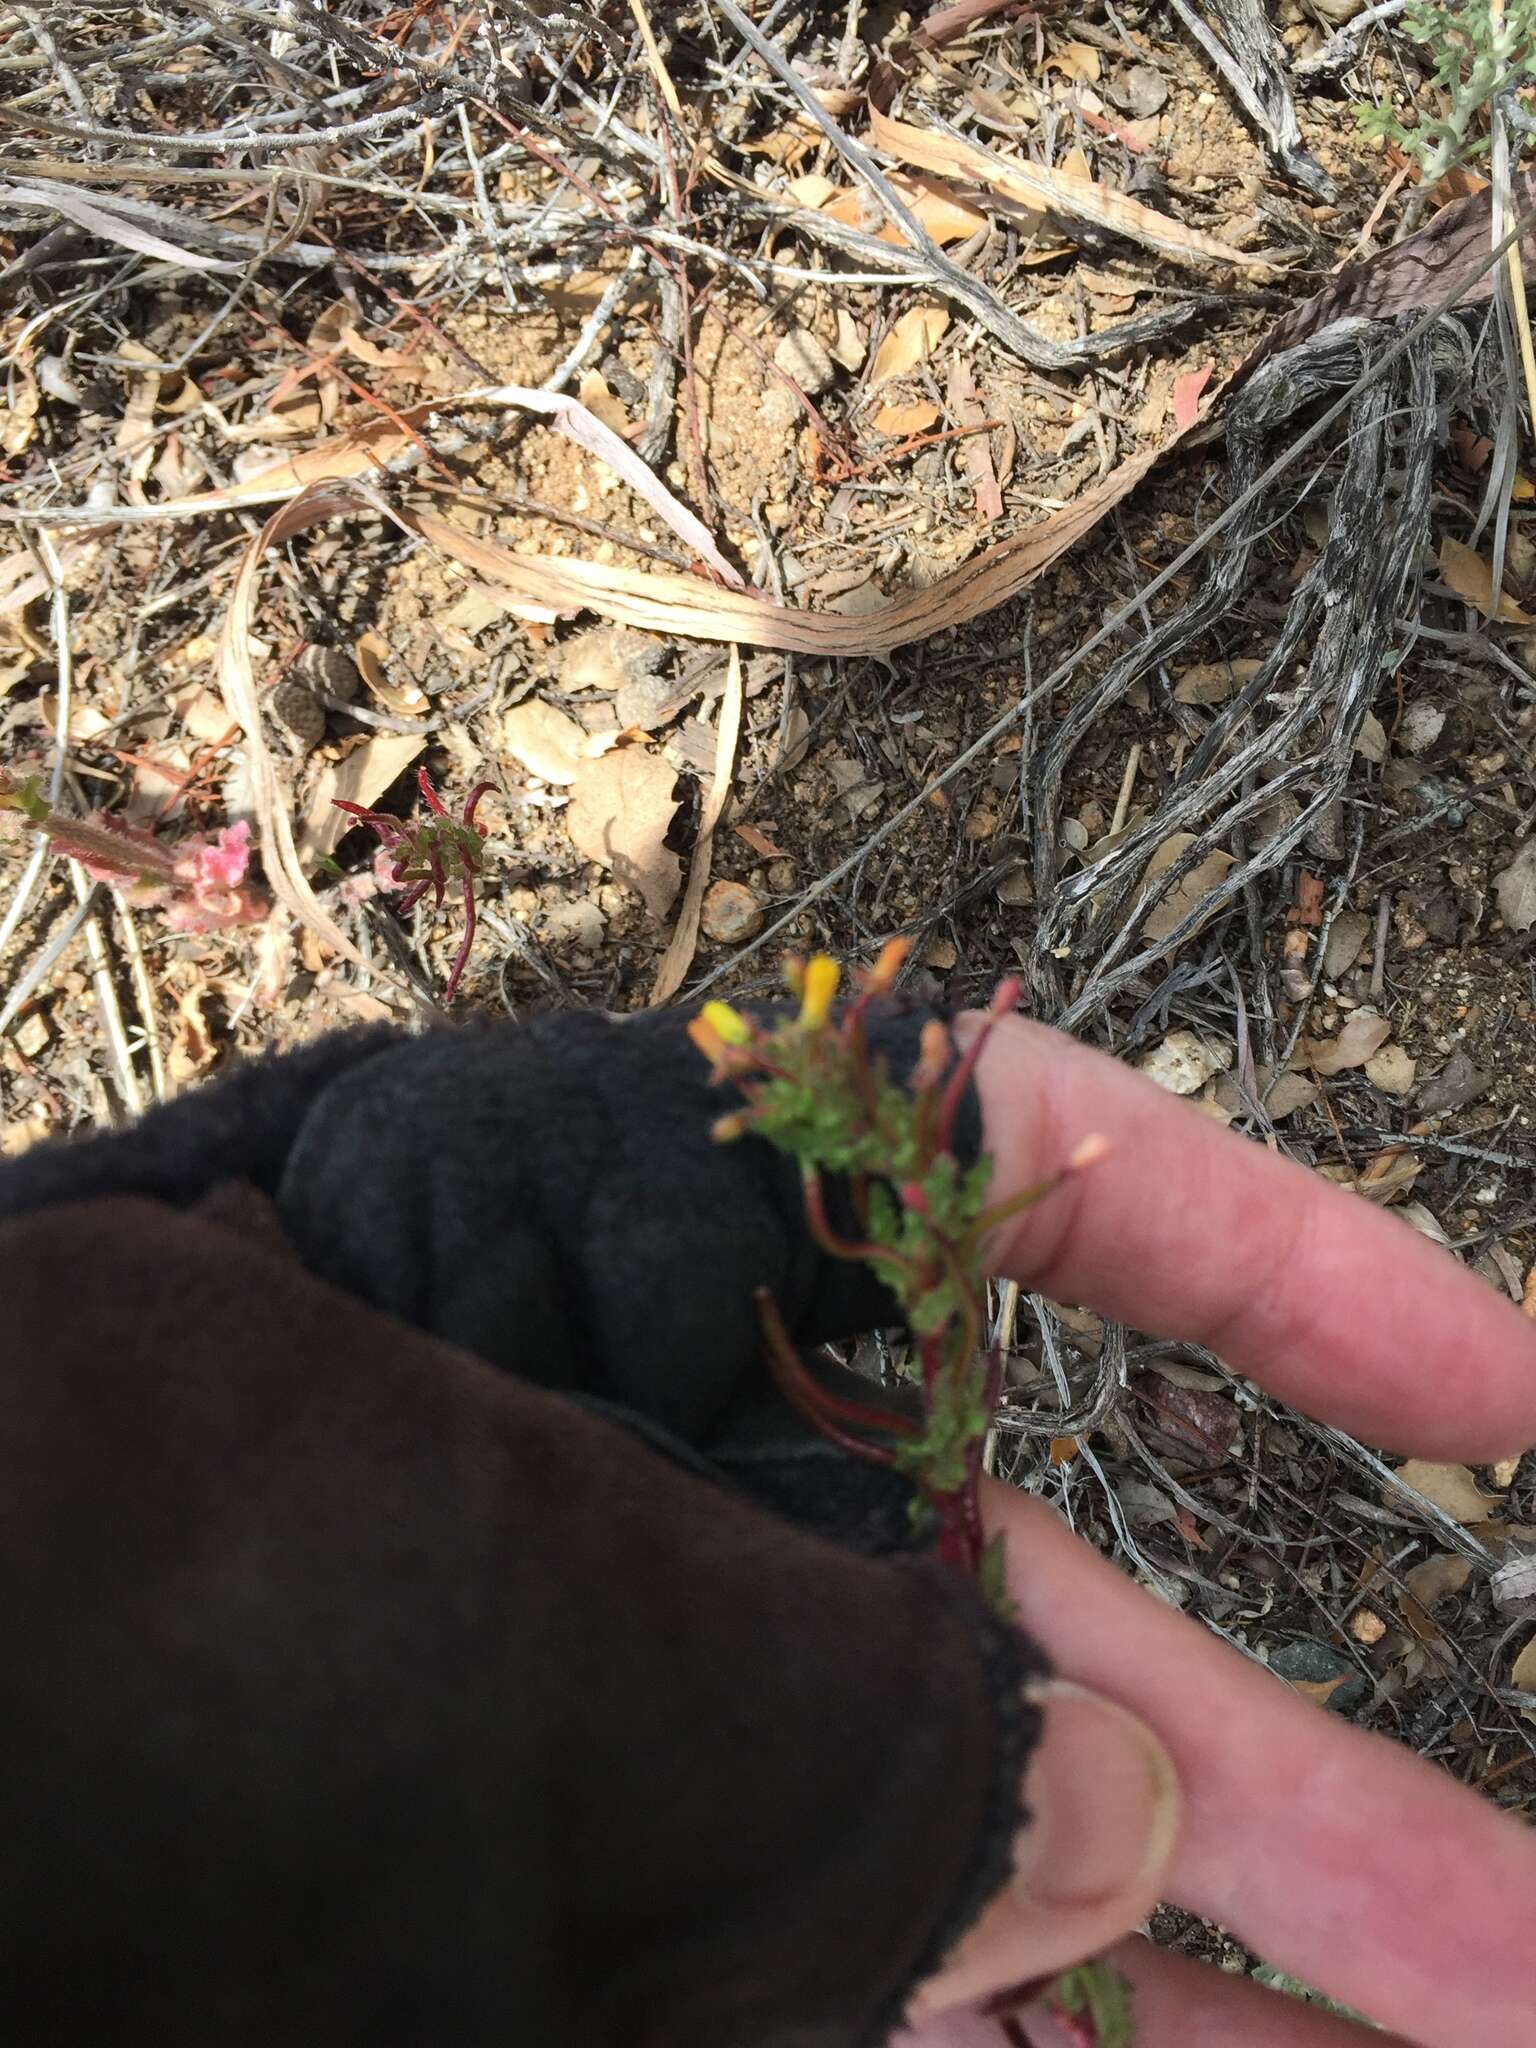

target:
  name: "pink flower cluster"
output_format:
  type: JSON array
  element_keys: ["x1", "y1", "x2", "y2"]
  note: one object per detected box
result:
[{"x1": 55, "y1": 813, "x2": 265, "y2": 933}]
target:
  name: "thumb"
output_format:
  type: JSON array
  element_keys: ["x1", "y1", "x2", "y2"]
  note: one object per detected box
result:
[{"x1": 909, "y1": 1680, "x2": 1182, "y2": 2021}]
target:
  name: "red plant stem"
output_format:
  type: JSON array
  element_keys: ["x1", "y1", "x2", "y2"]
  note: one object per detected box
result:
[
  {"x1": 443, "y1": 856, "x2": 477, "y2": 1002},
  {"x1": 839, "y1": 991, "x2": 884, "y2": 1126},
  {"x1": 934, "y1": 976, "x2": 1021, "y2": 1155},
  {"x1": 755, "y1": 1290, "x2": 901, "y2": 1466},
  {"x1": 801, "y1": 1170, "x2": 923, "y2": 1284}
]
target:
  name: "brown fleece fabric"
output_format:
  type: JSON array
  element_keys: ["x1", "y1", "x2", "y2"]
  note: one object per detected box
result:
[{"x1": 0, "y1": 1188, "x2": 1036, "y2": 2048}]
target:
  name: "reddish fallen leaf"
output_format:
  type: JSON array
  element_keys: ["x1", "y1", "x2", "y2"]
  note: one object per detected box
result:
[
  {"x1": 1439, "y1": 536, "x2": 1535, "y2": 624},
  {"x1": 1172, "y1": 365, "x2": 1213, "y2": 430},
  {"x1": 1290, "y1": 1673, "x2": 1351, "y2": 1707},
  {"x1": 1140, "y1": 1371, "x2": 1239, "y2": 1469},
  {"x1": 734, "y1": 822, "x2": 787, "y2": 858},
  {"x1": 948, "y1": 356, "x2": 1004, "y2": 522},
  {"x1": 1290, "y1": 870, "x2": 1324, "y2": 926}
]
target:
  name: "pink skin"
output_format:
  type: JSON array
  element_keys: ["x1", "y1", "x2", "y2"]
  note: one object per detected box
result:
[{"x1": 902, "y1": 1013, "x2": 1536, "y2": 2047}]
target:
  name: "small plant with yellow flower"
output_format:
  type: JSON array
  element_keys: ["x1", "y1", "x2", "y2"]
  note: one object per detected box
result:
[
  {"x1": 690, "y1": 944, "x2": 1126, "y2": 2046},
  {"x1": 690, "y1": 940, "x2": 1104, "y2": 1596}
]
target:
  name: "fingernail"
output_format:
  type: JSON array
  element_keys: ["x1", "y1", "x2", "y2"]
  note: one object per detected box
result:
[{"x1": 1013, "y1": 1681, "x2": 1181, "y2": 1911}]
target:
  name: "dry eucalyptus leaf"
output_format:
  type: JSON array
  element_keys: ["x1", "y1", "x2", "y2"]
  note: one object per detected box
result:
[
  {"x1": 1048, "y1": 38, "x2": 1101, "y2": 79},
  {"x1": 354, "y1": 630, "x2": 426, "y2": 716},
  {"x1": 1511, "y1": 1633, "x2": 1536, "y2": 1691},
  {"x1": 1173, "y1": 657, "x2": 1262, "y2": 705},
  {"x1": 1393, "y1": 1459, "x2": 1504, "y2": 1525},
  {"x1": 406, "y1": 431, "x2": 1173, "y2": 654},
  {"x1": 870, "y1": 306, "x2": 950, "y2": 384},
  {"x1": 1288, "y1": 1673, "x2": 1351, "y2": 1708},
  {"x1": 830, "y1": 308, "x2": 866, "y2": 372},
  {"x1": 889, "y1": 174, "x2": 990, "y2": 247},
  {"x1": 566, "y1": 748, "x2": 681, "y2": 920},
  {"x1": 818, "y1": 172, "x2": 989, "y2": 248},
  {"x1": 873, "y1": 399, "x2": 942, "y2": 436},
  {"x1": 298, "y1": 731, "x2": 425, "y2": 869},
  {"x1": 1355, "y1": 1147, "x2": 1421, "y2": 1202},
  {"x1": 651, "y1": 647, "x2": 744, "y2": 1003},
  {"x1": 1140, "y1": 834, "x2": 1237, "y2": 943},
  {"x1": 1398, "y1": 1201, "x2": 1451, "y2": 1245},
  {"x1": 1305, "y1": 1008, "x2": 1391, "y2": 1075},
  {"x1": 1323, "y1": 909, "x2": 1372, "y2": 980},
  {"x1": 1, "y1": 355, "x2": 39, "y2": 457},
  {"x1": 576, "y1": 368, "x2": 630, "y2": 436},
  {"x1": 1494, "y1": 840, "x2": 1536, "y2": 932},
  {"x1": 1438, "y1": 536, "x2": 1534, "y2": 623},
  {"x1": 1355, "y1": 711, "x2": 1388, "y2": 763},
  {"x1": 503, "y1": 699, "x2": 587, "y2": 785},
  {"x1": 1365, "y1": 1043, "x2": 1417, "y2": 1096},
  {"x1": 1264, "y1": 1070, "x2": 1319, "y2": 1119},
  {"x1": 1403, "y1": 1553, "x2": 1473, "y2": 1611}
]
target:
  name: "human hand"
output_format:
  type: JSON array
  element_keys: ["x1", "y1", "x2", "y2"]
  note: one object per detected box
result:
[{"x1": 901, "y1": 1013, "x2": 1536, "y2": 2047}]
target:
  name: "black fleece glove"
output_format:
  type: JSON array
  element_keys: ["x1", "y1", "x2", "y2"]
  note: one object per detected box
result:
[
  {"x1": 0, "y1": 1003, "x2": 1043, "y2": 2048},
  {"x1": 0, "y1": 1003, "x2": 978, "y2": 1449}
]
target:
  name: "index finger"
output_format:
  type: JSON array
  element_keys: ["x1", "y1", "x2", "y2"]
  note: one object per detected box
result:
[{"x1": 969, "y1": 1013, "x2": 1536, "y2": 1459}]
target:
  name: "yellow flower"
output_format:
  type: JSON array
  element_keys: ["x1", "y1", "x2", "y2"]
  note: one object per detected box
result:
[
  {"x1": 700, "y1": 1000, "x2": 752, "y2": 1046},
  {"x1": 798, "y1": 953, "x2": 840, "y2": 1029}
]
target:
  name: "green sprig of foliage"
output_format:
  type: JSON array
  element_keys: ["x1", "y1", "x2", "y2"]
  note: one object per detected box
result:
[{"x1": 1355, "y1": 0, "x2": 1536, "y2": 185}]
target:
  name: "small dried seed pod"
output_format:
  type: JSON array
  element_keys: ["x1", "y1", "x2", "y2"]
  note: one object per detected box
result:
[
  {"x1": 298, "y1": 643, "x2": 362, "y2": 703},
  {"x1": 270, "y1": 676, "x2": 326, "y2": 751}
]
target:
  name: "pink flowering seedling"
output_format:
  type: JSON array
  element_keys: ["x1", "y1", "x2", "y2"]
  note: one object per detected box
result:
[
  {"x1": 0, "y1": 770, "x2": 263, "y2": 934},
  {"x1": 331, "y1": 766, "x2": 491, "y2": 1002}
]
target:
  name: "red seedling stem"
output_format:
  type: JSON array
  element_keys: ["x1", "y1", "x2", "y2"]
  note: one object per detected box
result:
[{"x1": 332, "y1": 769, "x2": 491, "y2": 1002}]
